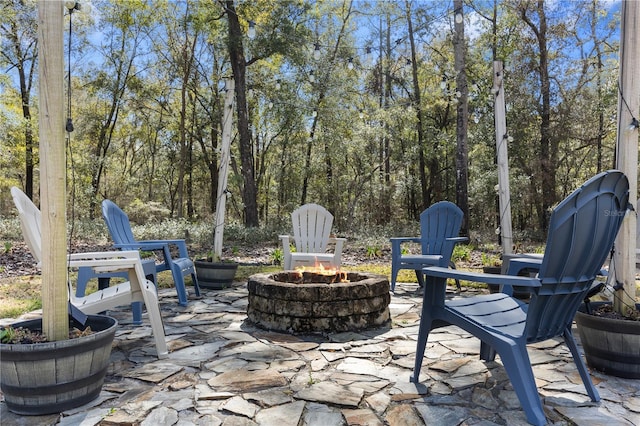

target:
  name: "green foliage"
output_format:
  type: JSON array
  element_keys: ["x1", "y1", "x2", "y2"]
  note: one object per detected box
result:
[
  {"x1": 481, "y1": 253, "x2": 501, "y2": 267},
  {"x1": 452, "y1": 244, "x2": 472, "y2": 262},
  {"x1": 0, "y1": 0, "x2": 623, "y2": 244},
  {"x1": 3, "y1": 241, "x2": 11, "y2": 254},
  {"x1": 366, "y1": 245, "x2": 382, "y2": 258},
  {"x1": 0, "y1": 327, "x2": 15, "y2": 343},
  {"x1": 271, "y1": 248, "x2": 284, "y2": 265},
  {"x1": 126, "y1": 199, "x2": 171, "y2": 224}
]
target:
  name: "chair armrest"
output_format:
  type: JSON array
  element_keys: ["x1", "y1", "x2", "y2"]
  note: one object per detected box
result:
[
  {"x1": 329, "y1": 237, "x2": 346, "y2": 255},
  {"x1": 390, "y1": 237, "x2": 421, "y2": 254},
  {"x1": 423, "y1": 266, "x2": 541, "y2": 288},
  {"x1": 506, "y1": 257, "x2": 543, "y2": 276},
  {"x1": 114, "y1": 242, "x2": 166, "y2": 251},
  {"x1": 68, "y1": 250, "x2": 140, "y2": 262},
  {"x1": 279, "y1": 235, "x2": 292, "y2": 255},
  {"x1": 67, "y1": 250, "x2": 141, "y2": 272},
  {"x1": 390, "y1": 237, "x2": 421, "y2": 244},
  {"x1": 279, "y1": 235, "x2": 292, "y2": 269},
  {"x1": 114, "y1": 239, "x2": 189, "y2": 258},
  {"x1": 446, "y1": 236, "x2": 469, "y2": 244},
  {"x1": 139, "y1": 239, "x2": 189, "y2": 258}
]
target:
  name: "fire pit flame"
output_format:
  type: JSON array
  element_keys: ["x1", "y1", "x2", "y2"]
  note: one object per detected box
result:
[{"x1": 293, "y1": 263, "x2": 349, "y2": 283}]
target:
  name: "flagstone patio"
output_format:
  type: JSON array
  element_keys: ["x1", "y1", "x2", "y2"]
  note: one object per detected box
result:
[{"x1": 1, "y1": 282, "x2": 638, "y2": 426}]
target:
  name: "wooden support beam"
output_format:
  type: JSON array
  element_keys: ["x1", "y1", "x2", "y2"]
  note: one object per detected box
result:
[
  {"x1": 38, "y1": 0, "x2": 68, "y2": 340},
  {"x1": 614, "y1": 0, "x2": 640, "y2": 314}
]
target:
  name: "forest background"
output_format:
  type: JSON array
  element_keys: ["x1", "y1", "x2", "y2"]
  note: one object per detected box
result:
[{"x1": 0, "y1": 0, "x2": 625, "y2": 255}]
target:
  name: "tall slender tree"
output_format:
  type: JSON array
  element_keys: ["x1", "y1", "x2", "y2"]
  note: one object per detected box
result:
[
  {"x1": 1, "y1": 0, "x2": 38, "y2": 199},
  {"x1": 453, "y1": 0, "x2": 469, "y2": 236}
]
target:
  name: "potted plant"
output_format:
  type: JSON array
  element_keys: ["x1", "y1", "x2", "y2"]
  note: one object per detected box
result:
[
  {"x1": 0, "y1": 2, "x2": 116, "y2": 415},
  {"x1": 194, "y1": 78, "x2": 238, "y2": 290},
  {"x1": 574, "y1": 268, "x2": 640, "y2": 379},
  {"x1": 0, "y1": 313, "x2": 117, "y2": 415},
  {"x1": 194, "y1": 251, "x2": 238, "y2": 289},
  {"x1": 482, "y1": 253, "x2": 503, "y2": 295},
  {"x1": 481, "y1": 252, "x2": 502, "y2": 275}
]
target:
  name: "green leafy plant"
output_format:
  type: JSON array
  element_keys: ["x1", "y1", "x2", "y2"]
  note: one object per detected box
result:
[
  {"x1": 307, "y1": 372, "x2": 318, "y2": 385},
  {"x1": 452, "y1": 244, "x2": 472, "y2": 262},
  {"x1": 4, "y1": 241, "x2": 11, "y2": 253},
  {"x1": 0, "y1": 326, "x2": 15, "y2": 343},
  {"x1": 271, "y1": 248, "x2": 284, "y2": 265},
  {"x1": 366, "y1": 245, "x2": 381, "y2": 258},
  {"x1": 481, "y1": 253, "x2": 501, "y2": 267},
  {"x1": 0, "y1": 325, "x2": 48, "y2": 344}
]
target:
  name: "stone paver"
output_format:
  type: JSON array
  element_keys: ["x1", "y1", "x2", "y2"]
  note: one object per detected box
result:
[{"x1": 1, "y1": 282, "x2": 639, "y2": 426}]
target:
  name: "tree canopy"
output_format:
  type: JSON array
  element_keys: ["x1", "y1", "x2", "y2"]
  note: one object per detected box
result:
[{"x1": 1, "y1": 0, "x2": 623, "y2": 242}]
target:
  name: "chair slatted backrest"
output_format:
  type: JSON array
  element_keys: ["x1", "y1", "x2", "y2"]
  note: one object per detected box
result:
[
  {"x1": 419, "y1": 201, "x2": 464, "y2": 263},
  {"x1": 102, "y1": 200, "x2": 137, "y2": 245},
  {"x1": 10, "y1": 187, "x2": 43, "y2": 265},
  {"x1": 291, "y1": 204, "x2": 333, "y2": 253},
  {"x1": 524, "y1": 170, "x2": 629, "y2": 343}
]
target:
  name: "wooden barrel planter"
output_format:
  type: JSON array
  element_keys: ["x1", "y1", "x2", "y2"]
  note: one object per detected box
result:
[
  {"x1": 0, "y1": 315, "x2": 117, "y2": 415},
  {"x1": 194, "y1": 259, "x2": 238, "y2": 289},
  {"x1": 575, "y1": 302, "x2": 640, "y2": 379}
]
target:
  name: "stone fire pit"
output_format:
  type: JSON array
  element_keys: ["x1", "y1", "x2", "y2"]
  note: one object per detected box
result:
[{"x1": 247, "y1": 271, "x2": 391, "y2": 333}]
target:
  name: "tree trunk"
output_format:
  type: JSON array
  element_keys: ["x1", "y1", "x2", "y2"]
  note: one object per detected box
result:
[
  {"x1": 453, "y1": 0, "x2": 469, "y2": 236},
  {"x1": 6, "y1": 7, "x2": 37, "y2": 199},
  {"x1": 521, "y1": 0, "x2": 554, "y2": 233},
  {"x1": 226, "y1": 0, "x2": 259, "y2": 227}
]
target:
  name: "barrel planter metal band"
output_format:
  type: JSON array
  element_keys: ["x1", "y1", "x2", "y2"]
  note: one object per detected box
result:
[
  {"x1": 575, "y1": 302, "x2": 640, "y2": 379},
  {"x1": 0, "y1": 315, "x2": 117, "y2": 415}
]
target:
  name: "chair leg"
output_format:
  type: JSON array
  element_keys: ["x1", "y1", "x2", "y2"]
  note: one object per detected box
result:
[
  {"x1": 140, "y1": 279, "x2": 168, "y2": 359},
  {"x1": 410, "y1": 299, "x2": 433, "y2": 383},
  {"x1": 414, "y1": 269, "x2": 425, "y2": 287},
  {"x1": 390, "y1": 266, "x2": 399, "y2": 292},
  {"x1": 191, "y1": 272, "x2": 201, "y2": 297},
  {"x1": 131, "y1": 269, "x2": 158, "y2": 325},
  {"x1": 480, "y1": 341, "x2": 497, "y2": 361},
  {"x1": 563, "y1": 328, "x2": 600, "y2": 402},
  {"x1": 498, "y1": 343, "x2": 547, "y2": 426},
  {"x1": 448, "y1": 260, "x2": 461, "y2": 291},
  {"x1": 170, "y1": 264, "x2": 189, "y2": 306},
  {"x1": 131, "y1": 302, "x2": 143, "y2": 325}
]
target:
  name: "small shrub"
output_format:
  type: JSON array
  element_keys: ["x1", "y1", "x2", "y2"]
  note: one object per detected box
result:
[
  {"x1": 452, "y1": 244, "x2": 472, "y2": 262},
  {"x1": 481, "y1": 252, "x2": 501, "y2": 267},
  {"x1": 271, "y1": 248, "x2": 284, "y2": 265},
  {"x1": 127, "y1": 199, "x2": 170, "y2": 224},
  {"x1": 366, "y1": 245, "x2": 382, "y2": 258}
]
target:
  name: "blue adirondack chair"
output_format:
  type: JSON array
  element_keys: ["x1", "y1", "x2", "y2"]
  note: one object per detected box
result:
[
  {"x1": 101, "y1": 199, "x2": 200, "y2": 306},
  {"x1": 390, "y1": 201, "x2": 468, "y2": 292},
  {"x1": 410, "y1": 170, "x2": 630, "y2": 426}
]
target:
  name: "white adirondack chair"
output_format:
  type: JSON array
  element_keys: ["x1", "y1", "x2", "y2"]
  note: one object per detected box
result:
[
  {"x1": 10, "y1": 187, "x2": 168, "y2": 358},
  {"x1": 279, "y1": 203, "x2": 346, "y2": 270}
]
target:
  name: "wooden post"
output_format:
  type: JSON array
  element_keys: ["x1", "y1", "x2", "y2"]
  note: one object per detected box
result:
[
  {"x1": 493, "y1": 61, "x2": 513, "y2": 256},
  {"x1": 614, "y1": 0, "x2": 639, "y2": 315},
  {"x1": 38, "y1": 1, "x2": 68, "y2": 341},
  {"x1": 213, "y1": 79, "x2": 235, "y2": 259}
]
